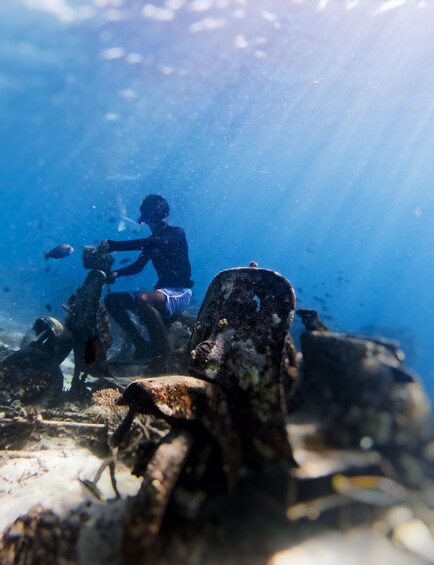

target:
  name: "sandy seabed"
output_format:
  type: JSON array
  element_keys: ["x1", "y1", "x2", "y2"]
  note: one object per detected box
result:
[{"x1": 0, "y1": 318, "x2": 431, "y2": 565}]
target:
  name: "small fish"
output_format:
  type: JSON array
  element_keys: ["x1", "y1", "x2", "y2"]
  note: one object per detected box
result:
[
  {"x1": 325, "y1": 293, "x2": 332, "y2": 298},
  {"x1": 3, "y1": 287, "x2": 10, "y2": 293},
  {"x1": 44, "y1": 265, "x2": 51, "y2": 273},
  {"x1": 287, "y1": 494, "x2": 347, "y2": 521},
  {"x1": 45, "y1": 304, "x2": 52, "y2": 312},
  {"x1": 44, "y1": 243, "x2": 74, "y2": 260},
  {"x1": 119, "y1": 258, "x2": 131, "y2": 265},
  {"x1": 108, "y1": 217, "x2": 116, "y2": 224},
  {"x1": 332, "y1": 474, "x2": 407, "y2": 506}
]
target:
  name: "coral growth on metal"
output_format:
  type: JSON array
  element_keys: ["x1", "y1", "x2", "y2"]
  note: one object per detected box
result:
[
  {"x1": 115, "y1": 267, "x2": 298, "y2": 555},
  {"x1": 1, "y1": 265, "x2": 432, "y2": 565}
]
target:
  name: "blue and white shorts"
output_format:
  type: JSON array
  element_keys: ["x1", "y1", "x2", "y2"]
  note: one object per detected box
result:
[{"x1": 157, "y1": 288, "x2": 192, "y2": 318}]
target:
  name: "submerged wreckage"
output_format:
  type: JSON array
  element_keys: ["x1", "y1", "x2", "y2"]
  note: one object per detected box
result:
[{"x1": 0, "y1": 249, "x2": 433, "y2": 564}]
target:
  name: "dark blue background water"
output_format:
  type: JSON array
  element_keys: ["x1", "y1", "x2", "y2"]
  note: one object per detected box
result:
[{"x1": 0, "y1": 0, "x2": 433, "y2": 392}]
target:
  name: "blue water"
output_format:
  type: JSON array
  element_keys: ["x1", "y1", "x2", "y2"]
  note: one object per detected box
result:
[{"x1": 0, "y1": 0, "x2": 433, "y2": 392}]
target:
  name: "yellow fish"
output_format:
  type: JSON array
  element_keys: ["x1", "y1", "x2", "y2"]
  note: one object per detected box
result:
[{"x1": 332, "y1": 474, "x2": 407, "y2": 506}]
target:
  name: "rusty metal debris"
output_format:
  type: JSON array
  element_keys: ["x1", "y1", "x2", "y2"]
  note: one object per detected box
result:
[{"x1": 0, "y1": 255, "x2": 433, "y2": 564}]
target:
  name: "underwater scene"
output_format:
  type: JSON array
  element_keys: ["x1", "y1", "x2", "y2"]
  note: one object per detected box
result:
[{"x1": 1, "y1": 0, "x2": 434, "y2": 563}]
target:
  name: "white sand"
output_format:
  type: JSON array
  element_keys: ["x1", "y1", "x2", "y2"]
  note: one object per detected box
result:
[{"x1": 0, "y1": 437, "x2": 141, "y2": 564}]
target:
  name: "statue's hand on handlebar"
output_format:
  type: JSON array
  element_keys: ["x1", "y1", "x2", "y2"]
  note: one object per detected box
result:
[{"x1": 97, "y1": 240, "x2": 110, "y2": 253}]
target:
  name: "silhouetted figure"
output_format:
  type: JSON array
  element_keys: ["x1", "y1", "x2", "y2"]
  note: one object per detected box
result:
[{"x1": 101, "y1": 195, "x2": 193, "y2": 371}]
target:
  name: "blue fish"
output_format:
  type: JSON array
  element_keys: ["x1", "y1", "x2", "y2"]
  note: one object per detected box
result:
[{"x1": 44, "y1": 243, "x2": 74, "y2": 260}]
